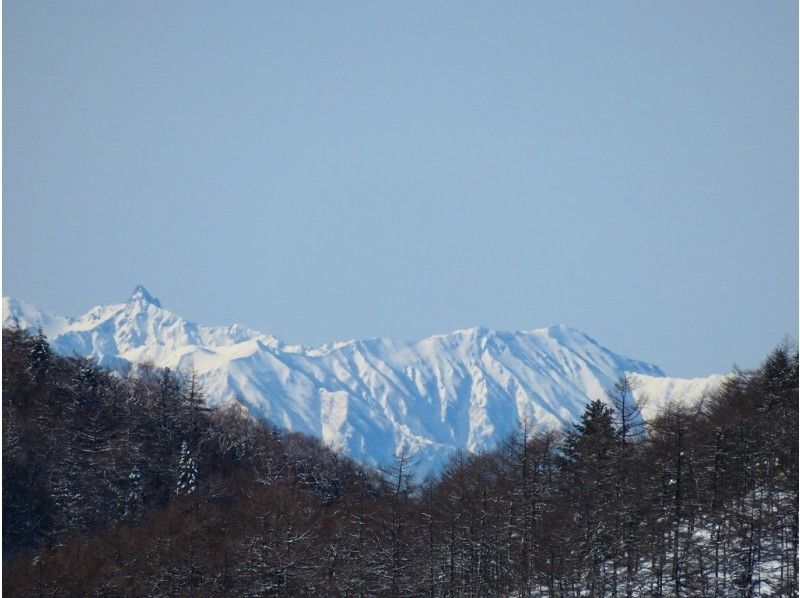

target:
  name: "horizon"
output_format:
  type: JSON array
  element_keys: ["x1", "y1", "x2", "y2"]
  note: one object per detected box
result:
[
  {"x1": 2, "y1": 282, "x2": 785, "y2": 379},
  {"x1": 4, "y1": 1, "x2": 797, "y2": 378},
  {"x1": 6, "y1": 283, "x2": 627, "y2": 342}
]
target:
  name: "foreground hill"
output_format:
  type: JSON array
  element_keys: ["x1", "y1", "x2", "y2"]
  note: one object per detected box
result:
[
  {"x1": 3, "y1": 326, "x2": 796, "y2": 596},
  {"x1": 3, "y1": 286, "x2": 723, "y2": 472}
]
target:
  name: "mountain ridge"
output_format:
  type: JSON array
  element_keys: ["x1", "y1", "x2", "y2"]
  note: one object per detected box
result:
[{"x1": 2, "y1": 287, "x2": 725, "y2": 474}]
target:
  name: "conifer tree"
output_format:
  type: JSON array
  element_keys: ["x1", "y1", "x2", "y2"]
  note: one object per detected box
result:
[
  {"x1": 26, "y1": 326, "x2": 52, "y2": 381},
  {"x1": 561, "y1": 399, "x2": 618, "y2": 593},
  {"x1": 176, "y1": 441, "x2": 198, "y2": 496}
]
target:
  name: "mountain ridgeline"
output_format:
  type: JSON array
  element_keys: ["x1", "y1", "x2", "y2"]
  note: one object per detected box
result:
[
  {"x1": 2, "y1": 287, "x2": 723, "y2": 474},
  {"x1": 3, "y1": 325, "x2": 797, "y2": 596}
]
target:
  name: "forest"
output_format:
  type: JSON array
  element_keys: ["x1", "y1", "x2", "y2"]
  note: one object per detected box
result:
[{"x1": 3, "y1": 325, "x2": 798, "y2": 597}]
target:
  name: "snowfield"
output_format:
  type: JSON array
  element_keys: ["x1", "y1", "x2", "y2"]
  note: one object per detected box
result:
[{"x1": 2, "y1": 286, "x2": 725, "y2": 474}]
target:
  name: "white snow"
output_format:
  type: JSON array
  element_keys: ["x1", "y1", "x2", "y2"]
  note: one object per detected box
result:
[{"x1": 2, "y1": 286, "x2": 724, "y2": 475}]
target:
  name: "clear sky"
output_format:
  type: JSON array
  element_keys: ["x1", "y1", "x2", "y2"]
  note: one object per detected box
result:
[{"x1": 4, "y1": 1, "x2": 797, "y2": 377}]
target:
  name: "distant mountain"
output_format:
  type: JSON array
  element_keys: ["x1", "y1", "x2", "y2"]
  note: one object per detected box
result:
[{"x1": 2, "y1": 286, "x2": 725, "y2": 474}]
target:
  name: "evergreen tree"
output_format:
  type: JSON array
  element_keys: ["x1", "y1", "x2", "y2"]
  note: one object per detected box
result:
[
  {"x1": 26, "y1": 326, "x2": 52, "y2": 381},
  {"x1": 176, "y1": 441, "x2": 198, "y2": 496},
  {"x1": 560, "y1": 399, "x2": 618, "y2": 593}
]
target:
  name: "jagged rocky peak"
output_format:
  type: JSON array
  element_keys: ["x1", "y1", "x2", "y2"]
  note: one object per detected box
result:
[
  {"x1": 128, "y1": 284, "x2": 162, "y2": 308},
  {"x1": 1, "y1": 289, "x2": 726, "y2": 474}
]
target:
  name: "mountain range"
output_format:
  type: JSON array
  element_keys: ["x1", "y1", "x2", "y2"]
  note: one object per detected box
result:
[{"x1": 2, "y1": 285, "x2": 724, "y2": 474}]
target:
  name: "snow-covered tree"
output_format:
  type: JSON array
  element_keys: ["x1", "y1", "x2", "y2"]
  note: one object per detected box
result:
[
  {"x1": 26, "y1": 326, "x2": 52, "y2": 381},
  {"x1": 176, "y1": 441, "x2": 198, "y2": 496}
]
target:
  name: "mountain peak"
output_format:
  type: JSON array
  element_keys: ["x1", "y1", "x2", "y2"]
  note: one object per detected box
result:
[
  {"x1": 1, "y1": 292, "x2": 718, "y2": 474},
  {"x1": 128, "y1": 285, "x2": 161, "y2": 308}
]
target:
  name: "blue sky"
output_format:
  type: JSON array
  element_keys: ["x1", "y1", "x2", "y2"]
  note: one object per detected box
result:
[{"x1": 4, "y1": 1, "x2": 797, "y2": 377}]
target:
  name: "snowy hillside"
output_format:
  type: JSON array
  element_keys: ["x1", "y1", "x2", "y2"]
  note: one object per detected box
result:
[{"x1": 2, "y1": 286, "x2": 724, "y2": 474}]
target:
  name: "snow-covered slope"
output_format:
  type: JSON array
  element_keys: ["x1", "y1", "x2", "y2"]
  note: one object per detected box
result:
[{"x1": 2, "y1": 286, "x2": 724, "y2": 474}]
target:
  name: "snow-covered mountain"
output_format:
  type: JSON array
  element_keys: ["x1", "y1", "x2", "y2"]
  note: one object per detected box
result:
[{"x1": 2, "y1": 286, "x2": 725, "y2": 474}]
